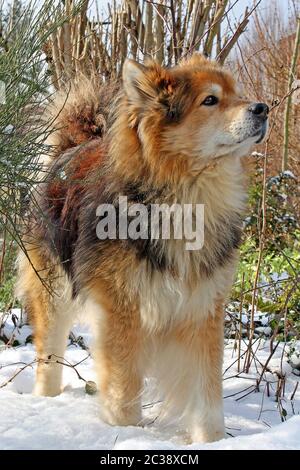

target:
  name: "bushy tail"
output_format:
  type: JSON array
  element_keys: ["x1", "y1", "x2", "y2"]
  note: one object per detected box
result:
[{"x1": 45, "y1": 76, "x2": 118, "y2": 159}]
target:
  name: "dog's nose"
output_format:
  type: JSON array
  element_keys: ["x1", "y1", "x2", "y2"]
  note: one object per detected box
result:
[{"x1": 248, "y1": 102, "x2": 269, "y2": 119}]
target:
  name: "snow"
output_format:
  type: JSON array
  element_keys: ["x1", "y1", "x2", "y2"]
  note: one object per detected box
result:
[
  {"x1": 251, "y1": 151, "x2": 264, "y2": 158},
  {"x1": 0, "y1": 313, "x2": 300, "y2": 450},
  {"x1": 3, "y1": 124, "x2": 14, "y2": 134},
  {"x1": 226, "y1": 302, "x2": 274, "y2": 339},
  {"x1": 282, "y1": 170, "x2": 296, "y2": 179}
]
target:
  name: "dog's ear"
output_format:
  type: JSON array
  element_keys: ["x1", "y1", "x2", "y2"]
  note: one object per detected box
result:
[
  {"x1": 122, "y1": 59, "x2": 152, "y2": 105},
  {"x1": 123, "y1": 59, "x2": 183, "y2": 121},
  {"x1": 122, "y1": 60, "x2": 174, "y2": 104}
]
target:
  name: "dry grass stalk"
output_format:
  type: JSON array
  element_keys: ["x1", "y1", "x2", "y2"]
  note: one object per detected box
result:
[
  {"x1": 282, "y1": 15, "x2": 300, "y2": 171},
  {"x1": 43, "y1": 0, "x2": 255, "y2": 88},
  {"x1": 235, "y1": 0, "x2": 300, "y2": 176}
]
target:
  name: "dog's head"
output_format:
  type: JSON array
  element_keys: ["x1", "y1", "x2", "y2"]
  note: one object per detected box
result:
[{"x1": 122, "y1": 54, "x2": 268, "y2": 167}]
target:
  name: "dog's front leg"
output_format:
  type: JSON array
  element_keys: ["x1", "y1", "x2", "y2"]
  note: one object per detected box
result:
[
  {"x1": 93, "y1": 300, "x2": 143, "y2": 427},
  {"x1": 159, "y1": 304, "x2": 225, "y2": 443}
]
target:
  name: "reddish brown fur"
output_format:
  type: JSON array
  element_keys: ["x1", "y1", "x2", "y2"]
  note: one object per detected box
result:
[
  {"x1": 17, "y1": 54, "x2": 268, "y2": 443},
  {"x1": 46, "y1": 140, "x2": 106, "y2": 231}
]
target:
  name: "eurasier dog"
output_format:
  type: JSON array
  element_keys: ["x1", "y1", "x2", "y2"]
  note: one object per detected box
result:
[{"x1": 17, "y1": 54, "x2": 268, "y2": 443}]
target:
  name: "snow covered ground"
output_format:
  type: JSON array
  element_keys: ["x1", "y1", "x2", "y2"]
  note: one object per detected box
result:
[{"x1": 0, "y1": 311, "x2": 300, "y2": 450}]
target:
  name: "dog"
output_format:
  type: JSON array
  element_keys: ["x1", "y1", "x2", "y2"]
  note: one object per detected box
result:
[{"x1": 17, "y1": 54, "x2": 268, "y2": 443}]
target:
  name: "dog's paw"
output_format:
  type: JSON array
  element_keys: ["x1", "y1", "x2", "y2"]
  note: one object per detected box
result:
[
  {"x1": 190, "y1": 426, "x2": 226, "y2": 444},
  {"x1": 100, "y1": 401, "x2": 142, "y2": 427},
  {"x1": 33, "y1": 381, "x2": 62, "y2": 397}
]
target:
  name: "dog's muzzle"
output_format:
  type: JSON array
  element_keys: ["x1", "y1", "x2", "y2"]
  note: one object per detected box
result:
[{"x1": 248, "y1": 102, "x2": 269, "y2": 143}]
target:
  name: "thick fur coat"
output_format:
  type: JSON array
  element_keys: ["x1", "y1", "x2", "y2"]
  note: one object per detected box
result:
[{"x1": 17, "y1": 54, "x2": 268, "y2": 443}]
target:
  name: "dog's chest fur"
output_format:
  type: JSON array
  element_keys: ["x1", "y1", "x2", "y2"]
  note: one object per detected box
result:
[
  {"x1": 41, "y1": 153, "x2": 246, "y2": 329},
  {"x1": 136, "y1": 261, "x2": 237, "y2": 331},
  {"x1": 128, "y1": 157, "x2": 246, "y2": 330}
]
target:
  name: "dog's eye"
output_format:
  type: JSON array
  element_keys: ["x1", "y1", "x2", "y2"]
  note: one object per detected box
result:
[{"x1": 202, "y1": 95, "x2": 219, "y2": 106}]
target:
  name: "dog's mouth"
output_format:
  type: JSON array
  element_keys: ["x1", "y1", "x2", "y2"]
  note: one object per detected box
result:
[
  {"x1": 216, "y1": 119, "x2": 269, "y2": 153},
  {"x1": 253, "y1": 121, "x2": 268, "y2": 144},
  {"x1": 233, "y1": 120, "x2": 269, "y2": 147}
]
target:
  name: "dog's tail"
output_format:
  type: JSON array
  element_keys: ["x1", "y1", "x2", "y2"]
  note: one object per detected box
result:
[{"x1": 45, "y1": 76, "x2": 118, "y2": 160}]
